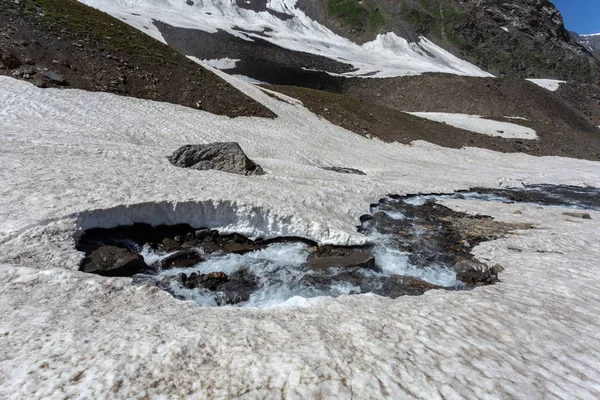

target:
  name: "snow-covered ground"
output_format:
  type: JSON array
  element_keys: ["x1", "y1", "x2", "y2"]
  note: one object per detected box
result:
[
  {"x1": 2, "y1": 73, "x2": 600, "y2": 397},
  {"x1": 407, "y1": 112, "x2": 537, "y2": 139},
  {"x1": 78, "y1": 0, "x2": 492, "y2": 78},
  {"x1": 201, "y1": 57, "x2": 240, "y2": 70},
  {"x1": 526, "y1": 79, "x2": 566, "y2": 92}
]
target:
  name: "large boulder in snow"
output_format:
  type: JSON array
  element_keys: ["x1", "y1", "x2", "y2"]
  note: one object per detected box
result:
[
  {"x1": 80, "y1": 245, "x2": 148, "y2": 277},
  {"x1": 167, "y1": 142, "x2": 264, "y2": 176}
]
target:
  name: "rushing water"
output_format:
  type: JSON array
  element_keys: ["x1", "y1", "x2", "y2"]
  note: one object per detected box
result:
[{"x1": 81, "y1": 184, "x2": 600, "y2": 308}]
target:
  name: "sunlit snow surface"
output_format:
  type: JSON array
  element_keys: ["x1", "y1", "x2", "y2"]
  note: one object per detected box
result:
[
  {"x1": 78, "y1": 0, "x2": 492, "y2": 78},
  {"x1": 526, "y1": 78, "x2": 566, "y2": 92},
  {"x1": 2, "y1": 74, "x2": 600, "y2": 397},
  {"x1": 407, "y1": 112, "x2": 537, "y2": 139},
  {"x1": 201, "y1": 57, "x2": 240, "y2": 69}
]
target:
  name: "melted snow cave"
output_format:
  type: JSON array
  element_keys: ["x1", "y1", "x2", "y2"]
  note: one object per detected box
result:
[{"x1": 75, "y1": 185, "x2": 599, "y2": 307}]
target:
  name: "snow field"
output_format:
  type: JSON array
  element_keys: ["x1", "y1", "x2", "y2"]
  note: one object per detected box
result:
[
  {"x1": 1, "y1": 202, "x2": 600, "y2": 398},
  {"x1": 526, "y1": 78, "x2": 566, "y2": 92},
  {"x1": 1, "y1": 72, "x2": 600, "y2": 397},
  {"x1": 79, "y1": 0, "x2": 492, "y2": 78},
  {"x1": 407, "y1": 112, "x2": 538, "y2": 139}
]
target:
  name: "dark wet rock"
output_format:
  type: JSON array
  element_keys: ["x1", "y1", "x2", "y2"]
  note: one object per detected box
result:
[
  {"x1": 179, "y1": 267, "x2": 260, "y2": 304},
  {"x1": 302, "y1": 269, "x2": 440, "y2": 298},
  {"x1": 217, "y1": 267, "x2": 260, "y2": 304},
  {"x1": 156, "y1": 250, "x2": 203, "y2": 269},
  {"x1": 321, "y1": 167, "x2": 366, "y2": 175},
  {"x1": 197, "y1": 242, "x2": 225, "y2": 254},
  {"x1": 180, "y1": 239, "x2": 200, "y2": 248},
  {"x1": 194, "y1": 228, "x2": 211, "y2": 240},
  {"x1": 453, "y1": 259, "x2": 502, "y2": 286},
  {"x1": 359, "y1": 214, "x2": 373, "y2": 223},
  {"x1": 562, "y1": 212, "x2": 592, "y2": 219},
  {"x1": 472, "y1": 185, "x2": 600, "y2": 211},
  {"x1": 308, "y1": 253, "x2": 379, "y2": 272},
  {"x1": 43, "y1": 70, "x2": 68, "y2": 85},
  {"x1": 182, "y1": 271, "x2": 228, "y2": 291},
  {"x1": 167, "y1": 142, "x2": 264, "y2": 176},
  {"x1": 80, "y1": 245, "x2": 148, "y2": 277},
  {"x1": 223, "y1": 242, "x2": 266, "y2": 255},
  {"x1": 232, "y1": 233, "x2": 248, "y2": 243},
  {"x1": 160, "y1": 237, "x2": 181, "y2": 252},
  {"x1": 311, "y1": 244, "x2": 373, "y2": 258},
  {"x1": 373, "y1": 275, "x2": 442, "y2": 298}
]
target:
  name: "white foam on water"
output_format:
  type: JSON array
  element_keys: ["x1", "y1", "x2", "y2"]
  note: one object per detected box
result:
[
  {"x1": 372, "y1": 245, "x2": 459, "y2": 287},
  {"x1": 383, "y1": 210, "x2": 405, "y2": 220}
]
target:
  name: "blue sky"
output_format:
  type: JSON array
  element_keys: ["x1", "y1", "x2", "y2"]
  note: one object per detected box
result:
[{"x1": 552, "y1": 0, "x2": 600, "y2": 34}]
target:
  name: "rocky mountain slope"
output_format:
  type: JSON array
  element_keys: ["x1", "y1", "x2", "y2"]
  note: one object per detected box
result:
[
  {"x1": 571, "y1": 32, "x2": 600, "y2": 59},
  {"x1": 0, "y1": 0, "x2": 274, "y2": 117},
  {"x1": 301, "y1": 0, "x2": 599, "y2": 82},
  {"x1": 270, "y1": 75, "x2": 600, "y2": 160},
  {"x1": 77, "y1": 0, "x2": 599, "y2": 85}
]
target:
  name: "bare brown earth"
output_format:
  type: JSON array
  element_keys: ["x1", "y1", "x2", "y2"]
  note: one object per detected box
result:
[
  {"x1": 341, "y1": 74, "x2": 597, "y2": 130},
  {"x1": 269, "y1": 76, "x2": 600, "y2": 160},
  {"x1": 0, "y1": 0, "x2": 275, "y2": 118},
  {"x1": 556, "y1": 82, "x2": 600, "y2": 127}
]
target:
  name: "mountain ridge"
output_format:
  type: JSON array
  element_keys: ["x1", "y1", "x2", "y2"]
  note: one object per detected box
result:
[
  {"x1": 571, "y1": 31, "x2": 600, "y2": 59},
  {"x1": 299, "y1": 0, "x2": 599, "y2": 82}
]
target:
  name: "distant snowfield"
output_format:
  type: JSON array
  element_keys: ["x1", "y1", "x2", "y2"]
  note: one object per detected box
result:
[
  {"x1": 2, "y1": 74, "x2": 600, "y2": 398},
  {"x1": 201, "y1": 57, "x2": 240, "y2": 70},
  {"x1": 78, "y1": 0, "x2": 492, "y2": 78},
  {"x1": 527, "y1": 78, "x2": 566, "y2": 92},
  {"x1": 407, "y1": 112, "x2": 537, "y2": 139}
]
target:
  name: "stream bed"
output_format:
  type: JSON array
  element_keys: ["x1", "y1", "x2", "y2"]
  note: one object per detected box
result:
[{"x1": 76, "y1": 184, "x2": 598, "y2": 307}]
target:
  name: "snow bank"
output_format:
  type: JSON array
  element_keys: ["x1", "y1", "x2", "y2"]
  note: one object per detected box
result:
[
  {"x1": 526, "y1": 78, "x2": 566, "y2": 92},
  {"x1": 79, "y1": 0, "x2": 492, "y2": 78},
  {"x1": 1, "y1": 74, "x2": 597, "y2": 252},
  {"x1": 74, "y1": 199, "x2": 335, "y2": 243},
  {"x1": 1, "y1": 202, "x2": 600, "y2": 398},
  {"x1": 407, "y1": 112, "x2": 538, "y2": 139},
  {"x1": 2, "y1": 74, "x2": 600, "y2": 397},
  {"x1": 200, "y1": 58, "x2": 240, "y2": 69}
]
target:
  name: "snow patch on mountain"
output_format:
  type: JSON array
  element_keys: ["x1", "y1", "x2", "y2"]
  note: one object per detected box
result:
[
  {"x1": 527, "y1": 78, "x2": 566, "y2": 92},
  {"x1": 201, "y1": 57, "x2": 240, "y2": 69},
  {"x1": 407, "y1": 112, "x2": 537, "y2": 139},
  {"x1": 79, "y1": 0, "x2": 492, "y2": 78}
]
